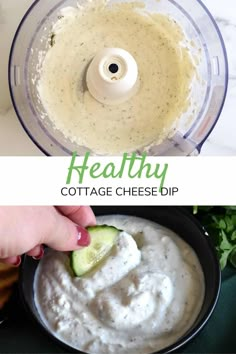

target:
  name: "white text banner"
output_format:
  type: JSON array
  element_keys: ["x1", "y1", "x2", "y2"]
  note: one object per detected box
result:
[{"x1": 0, "y1": 156, "x2": 235, "y2": 205}]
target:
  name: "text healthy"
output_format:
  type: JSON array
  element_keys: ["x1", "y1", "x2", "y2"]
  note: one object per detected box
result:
[{"x1": 66, "y1": 152, "x2": 168, "y2": 190}]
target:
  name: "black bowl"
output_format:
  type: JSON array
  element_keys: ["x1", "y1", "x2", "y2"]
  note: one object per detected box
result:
[{"x1": 19, "y1": 206, "x2": 221, "y2": 354}]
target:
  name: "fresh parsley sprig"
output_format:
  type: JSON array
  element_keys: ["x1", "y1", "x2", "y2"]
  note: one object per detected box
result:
[{"x1": 193, "y1": 206, "x2": 236, "y2": 270}]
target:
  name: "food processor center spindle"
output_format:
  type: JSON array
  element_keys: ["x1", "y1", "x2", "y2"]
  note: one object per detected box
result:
[{"x1": 86, "y1": 48, "x2": 139, "y2": 105}]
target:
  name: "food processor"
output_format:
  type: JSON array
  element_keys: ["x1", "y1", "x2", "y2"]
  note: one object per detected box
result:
[{"x1": 9, "y1": 0, "x2": 228, "y2": 156}]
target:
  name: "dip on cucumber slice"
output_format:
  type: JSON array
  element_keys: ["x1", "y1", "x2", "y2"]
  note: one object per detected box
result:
[{"x1": 70, "y1": 225, "x2": 120, "y2": 277}]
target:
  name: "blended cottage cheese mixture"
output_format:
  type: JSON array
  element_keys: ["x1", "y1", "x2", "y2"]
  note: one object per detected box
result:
[
  {"x1": 37, "y1": 1, "x2": 195, "y2": 154},
  {"x1": 34, "y1": 216, "x2": 205, "y2": 354}
]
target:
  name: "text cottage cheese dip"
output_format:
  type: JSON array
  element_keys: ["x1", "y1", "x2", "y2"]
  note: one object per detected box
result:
[
  {"x1": 37, "y1": 1, "x2": 196, "y2": 154},
  {"x1": 34, "y1": 216, "x2": 205, "y2": 354}
]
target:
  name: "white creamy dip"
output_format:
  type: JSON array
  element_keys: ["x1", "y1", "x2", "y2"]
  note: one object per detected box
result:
[
  {"x1": 34, "y1": 215, "x2": 205, "y2": 354},
  {"x1": 37, "y1": 0, "x2": 195, "y2": 155}
]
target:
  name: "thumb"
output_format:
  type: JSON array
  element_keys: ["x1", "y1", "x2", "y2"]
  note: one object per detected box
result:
[{"x1": 44, "y1": 212, "x2": 91, "y2": 251}]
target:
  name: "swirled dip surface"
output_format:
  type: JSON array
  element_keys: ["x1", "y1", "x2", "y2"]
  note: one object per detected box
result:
[
  {"x1": 34, "y1": 216, "x2": 204, "y2": 354},
  {"x1": 37, "y1": 1, "x2": 195, "y2": 154}
]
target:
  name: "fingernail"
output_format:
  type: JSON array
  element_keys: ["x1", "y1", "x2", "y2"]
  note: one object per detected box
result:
[
  {"x1": 33, "y1": 246, "x2": 44, "y2": 260},
  {"x1": 13, "y1": 256, "x2": 21, "y2": 267},
  {"x1": 77, "y1": 226, "x2": 90, "y2": 247}
]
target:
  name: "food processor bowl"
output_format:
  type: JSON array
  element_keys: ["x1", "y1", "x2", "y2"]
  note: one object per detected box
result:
[{"x1": 9, "y1": 0, "x2": 228, "y2": 156}]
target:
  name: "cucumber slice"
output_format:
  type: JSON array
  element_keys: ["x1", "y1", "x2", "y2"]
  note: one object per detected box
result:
[{"x1": 70, "y1": 225, "x2": 120, "y2": 277}]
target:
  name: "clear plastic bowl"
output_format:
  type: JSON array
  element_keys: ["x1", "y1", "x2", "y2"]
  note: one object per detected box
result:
[{"x1": 9, "y1": 0, "x2": 228, "y2": 156}]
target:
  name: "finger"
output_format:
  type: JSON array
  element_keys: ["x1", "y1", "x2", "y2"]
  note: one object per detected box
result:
[
  {"x1": 44, "y1": 213, "x2": 91, "y2": 252},
  {"x1": 56, "y1": 206, "x2": 96, "y2": 227},
  {"x1": 0, "y1": 256, "x2": 21, "y2": 267},
  {"x1": 27, "y1": 245, "x2": 44, "y2": 260}
]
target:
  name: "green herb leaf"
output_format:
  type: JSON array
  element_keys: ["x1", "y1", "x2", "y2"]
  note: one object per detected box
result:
[
  {"x1": 219, "y1": 249, "x2": 232, "y2": 270},
  {"x1": 193, "y1": 206, "x2": 236, "y2": 270},
  {"x1": 219, "y1": 230, "x2": 232, "y2": 251},
  {"x1": 231, "y1": 230, "x2": 236, "y2": 242},
  {"x1": 229, "y1": 247, "x2": 236, "y2": 268}
]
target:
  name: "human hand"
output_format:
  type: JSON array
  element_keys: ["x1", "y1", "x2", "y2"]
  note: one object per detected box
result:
[{"x1": 0, "y1": 206, "x2": 96, "y2": 266}]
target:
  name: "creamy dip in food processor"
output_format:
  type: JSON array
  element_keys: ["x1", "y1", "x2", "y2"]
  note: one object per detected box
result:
[
  {"x1": 37, "y1": 1, "x2": 195, "y2": 155},
  {"x1": 9, "y1": 0, "x2": 228, "y2": 156}
]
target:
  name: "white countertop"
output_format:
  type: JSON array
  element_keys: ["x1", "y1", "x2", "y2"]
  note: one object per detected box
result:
[{"x1": 0, "y1": 0, "x2": 235, "y2": 156}]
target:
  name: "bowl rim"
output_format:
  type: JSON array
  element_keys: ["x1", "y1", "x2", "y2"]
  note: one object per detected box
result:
[{"x1": 18, "y1": 206, "x2": 221, "y2": 354}]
